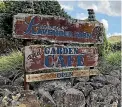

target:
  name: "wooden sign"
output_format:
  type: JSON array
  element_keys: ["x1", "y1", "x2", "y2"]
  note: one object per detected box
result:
[
  {"x1": 13, "y1": 13, "x2": 104, "y2": 44},
  {"x1": 24, "y1": 45, "x2": 98, "y2": 72},
  {"x1": 26, "y1": 69, "x2": 99, "y2": 82}
]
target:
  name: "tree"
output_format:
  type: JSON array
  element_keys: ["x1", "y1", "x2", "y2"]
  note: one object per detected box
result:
[{"x1": 0, "y1": 1, "x2": 71, "y2": 38}]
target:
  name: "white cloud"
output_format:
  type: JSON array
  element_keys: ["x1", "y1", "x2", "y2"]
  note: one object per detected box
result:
[
  {"x1": 78, "y1": 0, "x2": 121, "y2": 16},
  {"x1": 75, "y1": 13, "x2": 87, "y2": 20},
  {"x1": 60, "y1": 4, "x2": 74, "y2": 11},
  {"x1": 101, "y1": 19, "x2": 109, "y2": 31}
]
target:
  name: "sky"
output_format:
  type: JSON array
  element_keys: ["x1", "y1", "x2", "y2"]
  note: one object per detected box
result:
[{"x1": 58, "y1": 0, "x2": 121, "y2": 38}]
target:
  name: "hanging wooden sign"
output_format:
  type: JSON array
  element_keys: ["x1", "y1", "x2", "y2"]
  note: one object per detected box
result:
[
  {"x1": 13, "y1": 14, "x2": 104, "y2": 44},
  {"x1": 24, "y1": 45, "x2": 98, "y2": 72}
]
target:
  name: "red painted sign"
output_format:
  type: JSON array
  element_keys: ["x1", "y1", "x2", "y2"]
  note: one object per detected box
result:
[
  {"x1": 13, "y1": 14, "x2": 104, "y2": 44},
  {"x1": 24, "y1": 45, "x2": 98, "y2": 72}
]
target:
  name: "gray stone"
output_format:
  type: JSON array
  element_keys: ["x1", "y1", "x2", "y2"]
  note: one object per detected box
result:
[
  {"x1": 39, "y1": 79, "x2": 71, "y2": 92},
  {"x1": 0, "y1": 75, "x2": 11, "y2": 86},
  {"x1": 74, "y1": 82, "x2": 93, "y2": 96},
  {"x1": 53, "y1": 88, "x2": 85, "y2": 107},
  {"x1": 75, "y1": 76, "x2": 89, "y2": 82},
  {"x1": 14, "y1": 76, "x2": 24, "y2": 86},
  {"x1": 90, "y1": 82, "x2": 104, "y2": 89},
  {"x1": 105, "y1": 75, "x2": 120, "y2": 86},
  {"x1": 38, "y1": 88, "x2": 56, "y2": 107},
  {"x1": 53, "y1": 88, "x2": 66, "y2": 107},
  {"x1": 1, "y1": 71, "x2": 15, "y2": 78},
  {"x1": 116, "y1": 84, "x2": 120, "y2": 96},
  {"x1": 89, "y1": 84, "x2": 119, "y2": 107},
  {"x1": 0, "y1": 85, "x2": 22, "y2": 93},
  {"x1": 90, "y1": 74, "x2": 107, "y2": 84},
  {"x1": 109, "y1": 70, "x2": 121, "y2": 80}
]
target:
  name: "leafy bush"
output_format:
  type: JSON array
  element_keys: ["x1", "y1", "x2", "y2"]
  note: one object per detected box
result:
[
  {"x1": 98, "y1": 51, "x2": 121, "y2": 74},
  {"x1": 110, "y1": 42, "x2": 121, "y2": 52},
  {"x1": 0, "y1": 51, "x2": 23, "y2": 72},
  {"x1": 105, "y1": 51, "x2": 121, "y2": 66}
]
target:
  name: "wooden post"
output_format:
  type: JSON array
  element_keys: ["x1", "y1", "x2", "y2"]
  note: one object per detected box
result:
[{"x1": 23, "y1": 40, "x2": 31, "y2": 90}]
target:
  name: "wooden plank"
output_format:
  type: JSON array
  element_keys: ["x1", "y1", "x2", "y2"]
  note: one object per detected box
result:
[
  {"x1": 24, "y1": 45, "x2": 98, "y2": 72},
  {"x1": 13, "y1": 13, "x2": 104, "y2": 44},
  {"x1": 26, "y1": 69, "x2": 99, "y2": 82}
]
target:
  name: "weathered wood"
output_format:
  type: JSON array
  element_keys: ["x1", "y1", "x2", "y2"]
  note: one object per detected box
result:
[
  {"x1": 26, "y1": 69, "x2": 99, "y2": 82},
  {"x1": 13, "y1": 13, "x2": 104, "y2": 44},
  {"x1": 24, "y1": 45, "x2": 98, "y2": 73}
]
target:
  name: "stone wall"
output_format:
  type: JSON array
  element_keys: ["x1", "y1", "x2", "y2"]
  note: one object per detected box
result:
[{"x1": 0, "y1": 70, "x2": 121, "y2": 107}]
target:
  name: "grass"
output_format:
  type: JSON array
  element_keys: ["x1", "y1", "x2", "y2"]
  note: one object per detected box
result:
[
  {"x1": 105, "y1": 51, "x2": 121, "y2": 65},
  {"x1": 0, "y1": 51, "x2": 23, "y2": 72}
]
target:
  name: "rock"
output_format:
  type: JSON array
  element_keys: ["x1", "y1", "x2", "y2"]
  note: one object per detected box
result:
[
  {"x1": 116, "y1": 84, "x2": 120, "y2": 96},
  {"x1": 74, "y1": 82, "x2": 93, "y2": 96},
  {"x1": 1, "y1": 90, "x2": 40, "y2": 107},
  {"x1": 90, "y1": 82, "x2": 104, "y2": 89},
  {"x1": 0, "y1": 85, "x2": 22, "y2": 93},
  {"x1": 53, "y1": 88, "x2": 66, "y2": 107},
  {"x1": 0, "y1": 76, "x2": 11, "y2": 86},
  {"x1": 109, "y1": 70, "x2": 121, "y2": 80},
  {"x1": 89, "y1": 84, "x2": 119, "y2": 107},
  {"x1": 19, "y1": 91, "x2": 40, "y2": 107},
  {"x1": 64, "y1": 88, "x2": 85, "y2": 107},
  {"x1": 14, "y1": 76, "x2": 24, "y2": 86},
  {"x1": 90, "y1": 74, "x2": 107, "y2": 84},
  {"x1": 53, "y1": 88, "x2": 85, "y2": 107},
  {"x1": 38, "y1": 79, "x2": 71, "y2": 92},
  {"x1": 38, "y1": 88, "x2": 56, "y2": 107},
  {"x1": 0, "y1": 71, "x2": 15, "y2": 79},
  {"x1": 75, "y1": 76, "x2": 89, "y2": 83},
  {"x1": 105, "y1": 75, "x2": 120, "y2": 86}
]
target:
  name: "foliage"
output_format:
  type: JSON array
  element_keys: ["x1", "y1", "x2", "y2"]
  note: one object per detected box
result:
[
  {"x1": 0, "y1": 51, "x2": 23, "y2": 72},
  {"x1": 107, "y1": 35, "x2": 121, "y2": 52},
  {"x1": 97, "y1": 28, "x2": 111, "y2": 57},
  {"x1": 0, "y1": 38, "x2": 22, "y2": 54},
  {"x1": 0, "y1": 1, "x2": 71, "y2": 38},
  {"x1": 98, "y1": 51, "x2": 121, "y2": 74},
  {"x1": 105, "y1": 51, "x2": 121, "y2": 66},
  {"x1": 110, "y1": 42, "x2": 121, "y2": 52}
]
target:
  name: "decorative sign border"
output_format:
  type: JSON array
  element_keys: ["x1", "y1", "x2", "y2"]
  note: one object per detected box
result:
[
  {"x1": 13, "y1": 13, "x2": 104, "y2": 44},
  {"x1": 26, "y1": 69, "x2": 99, "y2": 82}
]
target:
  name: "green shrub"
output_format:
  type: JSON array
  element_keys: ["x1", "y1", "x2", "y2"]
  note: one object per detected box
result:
[
  {"x1": 0, "y1": 51, "x2": 23, "y2": 72},
  {"x1": 105, "y1": 51, "x2": 121, "y2": 66},
  {"x1": 98, "y1": 51, "x2": 121, "y2": 74}
]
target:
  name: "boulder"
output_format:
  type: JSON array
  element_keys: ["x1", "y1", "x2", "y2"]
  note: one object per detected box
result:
[
  {"x1": 90, "y1": 74, "x2": 107, "y2": 84},
  {"x1": 38, "y1": 88, "x2": 56, "y2": 107},
  {"x1": 105, "y1": 75, "x2": 120, "y2": 86},
  {"x1": 38, "y1": 79, "x2": 71, "y2": 92},
  {"x1": 90, "y1": 82, "x2": 104, "y2": 89},
  {"x1": 89, "y1": 84, "x2": 119, "y2": 107},
  {"x1": 52, "y1": 88, "x2": 66, "y2": 107},
  {"x1": 0, "y1": 75, "x2": 11, "y2": 86},
  {"x1": 74, "y1": 82, "x2": 93, "y2": 96},
  {"x1": 109, "y1": 70, "x2": 121, "y2": 80},
  {"x1": 75, "y1": 76, "x2": 89, "y2": 83},
  {"x1": 53, "y1": 88, "x2": 85, "y2": 107},
  {"x1": 19, "y1": 90, "x2": 40, "y2": 107},
  {"x1": 13, "y1": 76, "x2": 24, "y2": 86}
]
